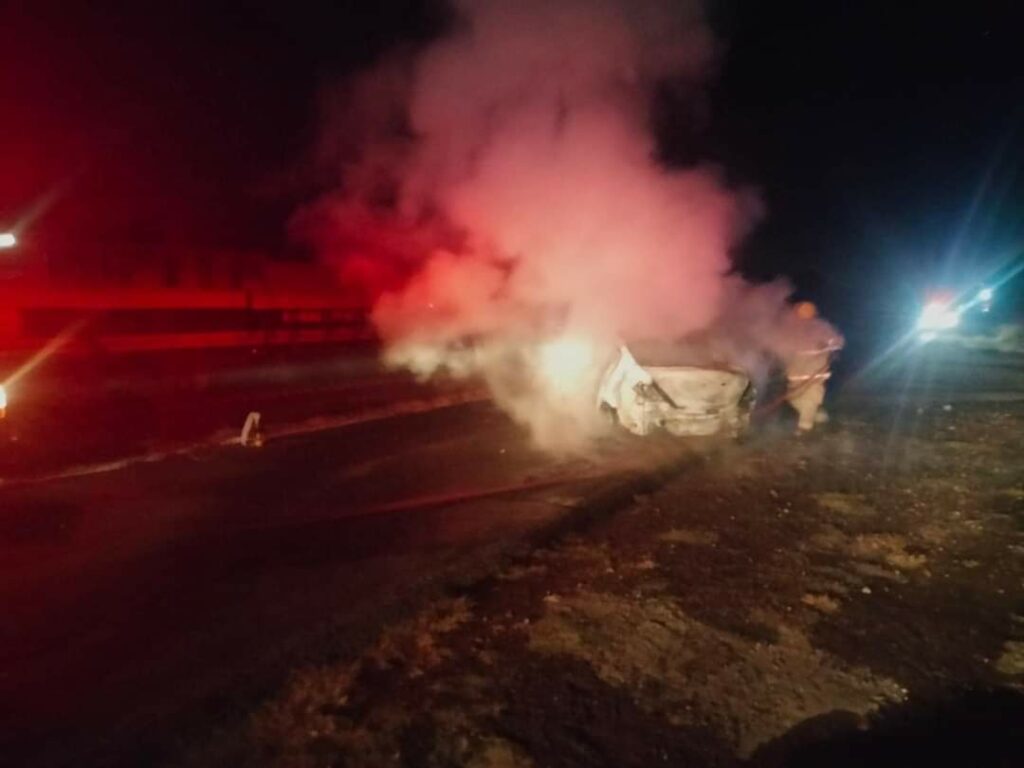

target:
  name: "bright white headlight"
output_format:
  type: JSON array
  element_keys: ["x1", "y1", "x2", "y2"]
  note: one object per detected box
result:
[{"x1": 917, "y1": 301, "x2": 961, "y2": 333}]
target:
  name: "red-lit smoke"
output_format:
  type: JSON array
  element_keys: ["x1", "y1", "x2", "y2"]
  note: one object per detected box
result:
[
  {"x1": 300, "y1": 0, "x2": 832, "y2": 449},
  {"x1": 379, "y1": 0, "x2": 752, "y2": 340}
]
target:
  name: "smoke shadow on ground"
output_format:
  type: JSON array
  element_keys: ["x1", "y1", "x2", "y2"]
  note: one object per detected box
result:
[{"x1": 749, "y1": 686, "x2": 1024, "y2": 768}]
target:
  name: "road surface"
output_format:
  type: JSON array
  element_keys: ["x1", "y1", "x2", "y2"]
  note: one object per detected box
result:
[
  {"x1": 0, "y1": 344, "x2": 475, "y2": 479},
  {"x1": 0, "y1": 395, "x2": 686, "y2": 767},
  {"x1": 1, "y1": 341, "x2": 1020, "y2": 766}
]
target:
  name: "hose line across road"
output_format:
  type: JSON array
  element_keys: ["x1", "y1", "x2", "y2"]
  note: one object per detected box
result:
[{"x1": 0, "y1": 390, "x2": 697, "y2": 767}]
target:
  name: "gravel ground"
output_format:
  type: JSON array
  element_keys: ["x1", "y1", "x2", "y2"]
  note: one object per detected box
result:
[{"x1": 183, "y1": 399, "x2": 1024, "y2": 767}]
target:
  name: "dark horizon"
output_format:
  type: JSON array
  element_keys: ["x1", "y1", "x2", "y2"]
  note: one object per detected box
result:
[{"x1": 2, "y1": 1, "x2": 1022, "y2": 320}]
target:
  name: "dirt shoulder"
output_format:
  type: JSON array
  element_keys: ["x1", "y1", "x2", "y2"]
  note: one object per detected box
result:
[{"x1": 187, "y1": 401, "x2": 1024, "y2": 767}]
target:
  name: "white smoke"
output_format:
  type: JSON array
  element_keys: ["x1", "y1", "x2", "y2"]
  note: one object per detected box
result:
[{"x1": 301, "y1": 0, "x2": 839, "y2": 450}]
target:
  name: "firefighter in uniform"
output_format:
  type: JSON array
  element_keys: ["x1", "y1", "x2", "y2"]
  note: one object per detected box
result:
[{"x1": 785, "y1": 302, "x2": 843, "y2": 434}]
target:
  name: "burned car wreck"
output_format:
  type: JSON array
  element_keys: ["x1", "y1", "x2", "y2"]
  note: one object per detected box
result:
[{"x1": 597, "y1": 343, "x2": 755, "y2": 438}]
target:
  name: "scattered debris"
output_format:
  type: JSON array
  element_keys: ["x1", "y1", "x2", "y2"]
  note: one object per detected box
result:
[
  {"x1": 802, "y1": 593, "x2": 842, "y2": 614},
  {"x1": 995, "y1": 641, "x2": 1024, "y2": 677},
  {"x1": 814, "y1": 492, "x2": 877, "y2": 518},
  {"x1": 658, "y1": 528, "x2": 719, "y2": 546},
  {"x1": 850, "y1": 534, "x2": 929, "y2": 571},
  {"x1": 240, "y1": 411, "x2": 263, "y2": 448}
]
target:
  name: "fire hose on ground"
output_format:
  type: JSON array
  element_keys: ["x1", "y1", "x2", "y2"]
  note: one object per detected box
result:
[{"x1": 751, "y1": 359, "x2": 834, "y2": 420}]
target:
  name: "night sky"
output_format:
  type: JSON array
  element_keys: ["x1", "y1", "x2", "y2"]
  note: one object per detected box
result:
[
  {"x1": 707, "y1": 2, "x2": 1024, "y2": 328},
  {"x1": 2, "y1": 1, "x2": 1022, "y2": 324}
]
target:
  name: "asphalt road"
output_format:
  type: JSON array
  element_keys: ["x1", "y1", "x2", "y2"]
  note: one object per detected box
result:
[
  {"x1": 1, "y1": 341, "x2": 1020, "y2": 767},
  {"x1": 0, "y1": 391, "x2": 685, "y2": 767},
  {"x1": 0, "y1": 344, "x2": 471, "y2": 479}
]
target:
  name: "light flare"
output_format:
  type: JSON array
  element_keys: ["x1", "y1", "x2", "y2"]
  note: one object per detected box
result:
[
  {"x1": 2, "y1": 321, "x2": 88, "y2": 413},
  {"x1": 917, "y1": 300, "x2": 961, "y2": 334},
  {"x1": 537, "y1": 335, "x2": 598, "y2": 397}
]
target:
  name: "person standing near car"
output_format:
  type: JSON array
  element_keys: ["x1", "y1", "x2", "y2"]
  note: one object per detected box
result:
[{"x1": 785, "y1": 302, "x2": 843, "y2": 434}]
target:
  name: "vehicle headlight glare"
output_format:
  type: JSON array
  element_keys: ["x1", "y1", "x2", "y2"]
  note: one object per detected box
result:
[{"x1": 917, "y1": 301, "x2": 960, "y2": 333}]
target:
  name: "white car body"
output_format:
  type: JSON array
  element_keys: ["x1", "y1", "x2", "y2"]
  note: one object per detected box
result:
[{"x1": 598, "y1": 345, "x2": 753, "y2": 437}]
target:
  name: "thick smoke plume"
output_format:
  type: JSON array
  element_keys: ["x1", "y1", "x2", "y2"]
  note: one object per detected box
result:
[{"x1": 299, "y1": 0, "x2": 837, "y2": 450}]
